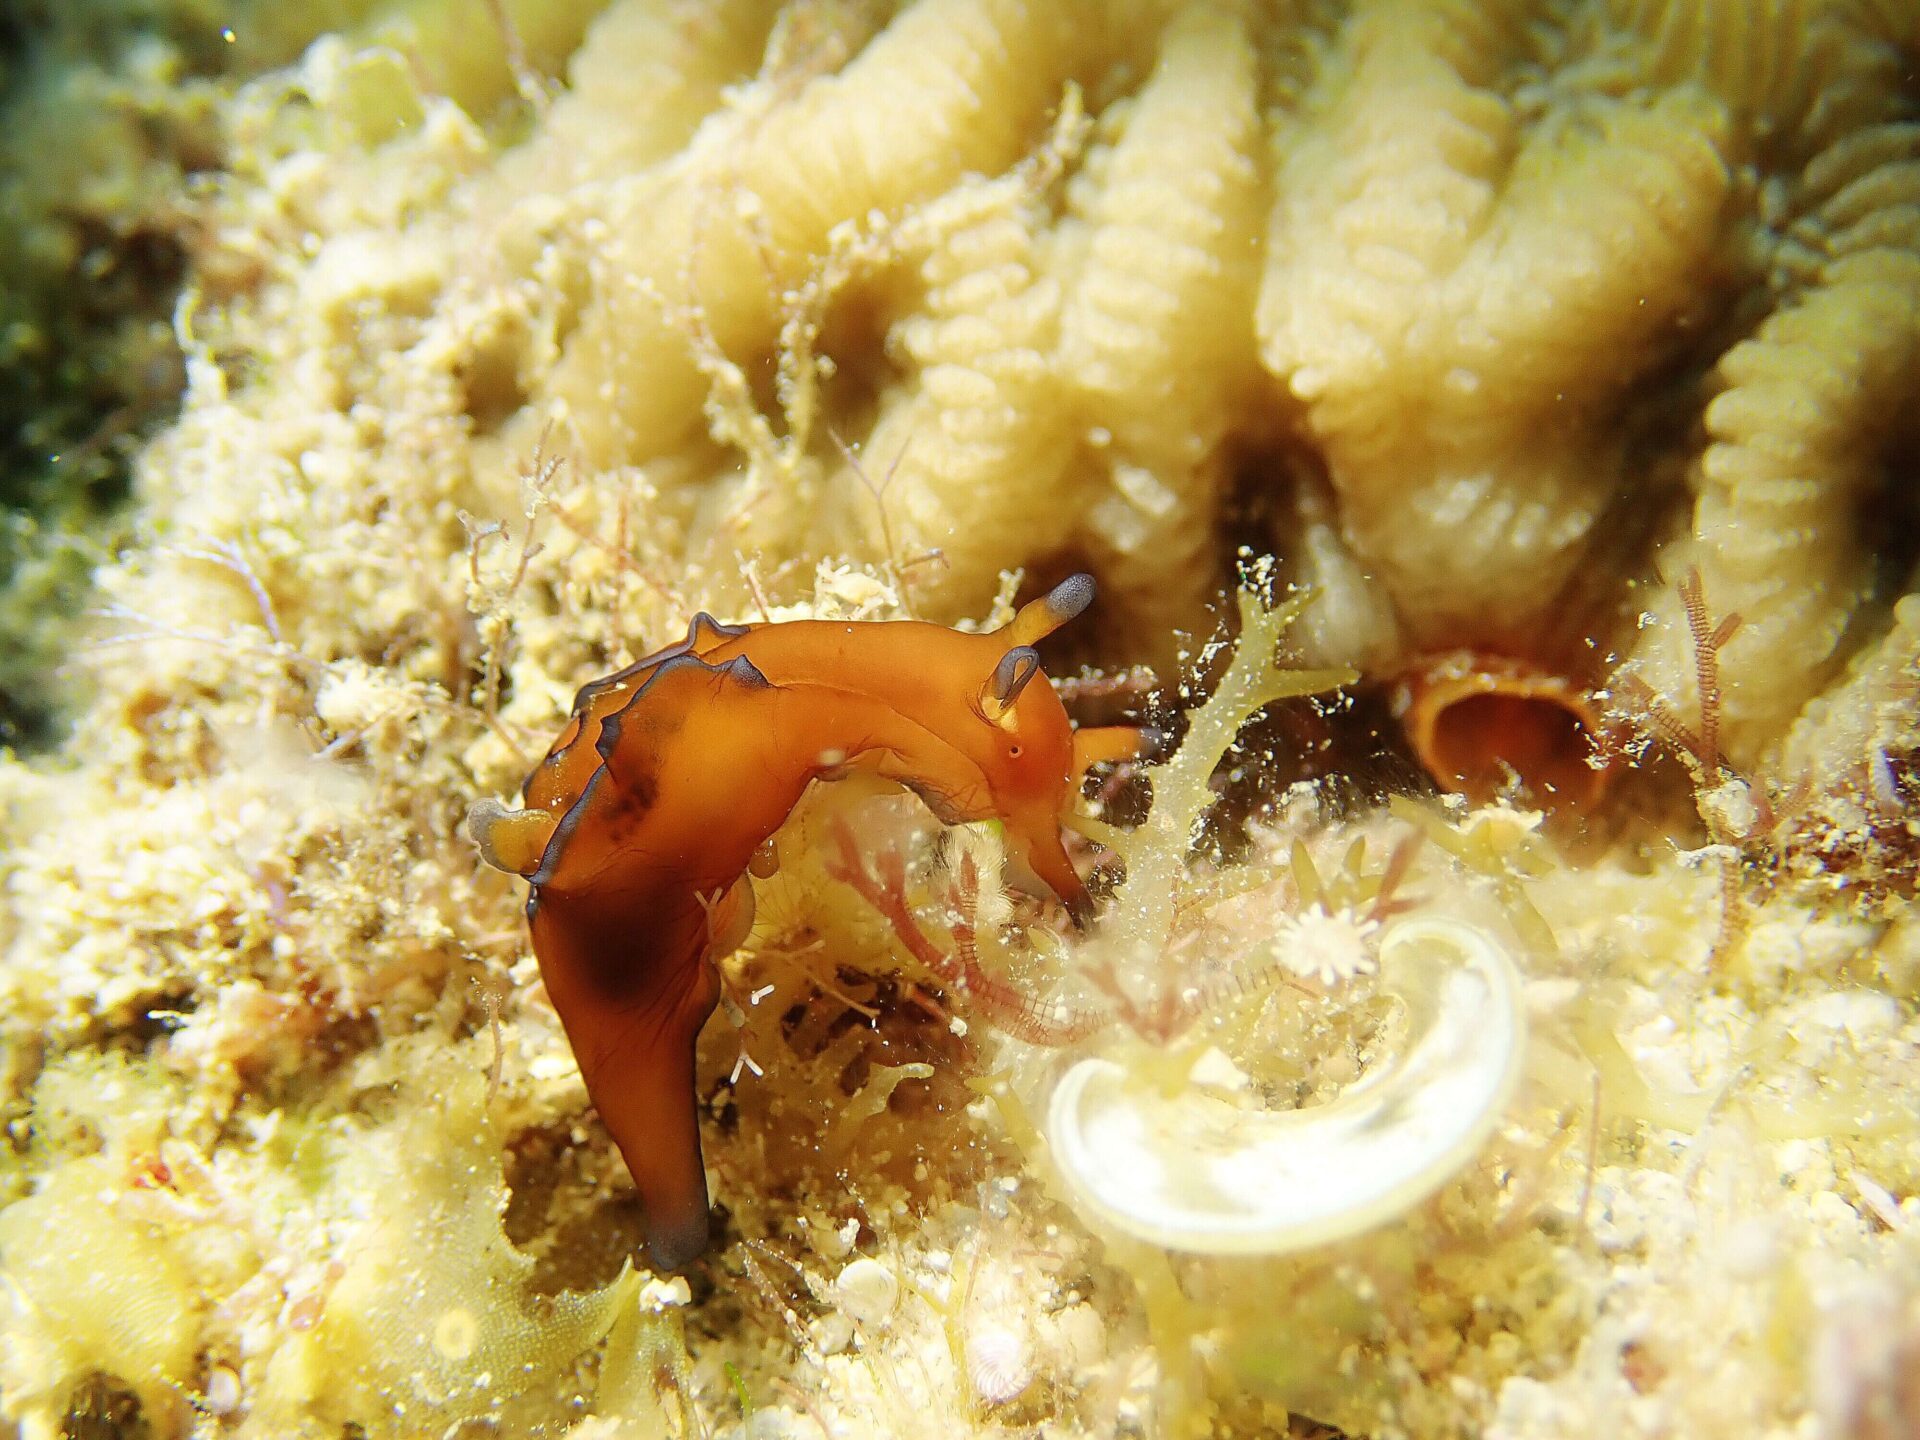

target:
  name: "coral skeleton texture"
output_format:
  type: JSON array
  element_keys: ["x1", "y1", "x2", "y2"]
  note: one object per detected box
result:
[{"x1": 1, "y1": 2, "x2": 1917, "y2": 1439}]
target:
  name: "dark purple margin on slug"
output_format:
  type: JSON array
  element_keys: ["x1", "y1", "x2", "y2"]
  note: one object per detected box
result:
[{"x1": 530, "y1": 654, "x2": 772, "y2": 895}]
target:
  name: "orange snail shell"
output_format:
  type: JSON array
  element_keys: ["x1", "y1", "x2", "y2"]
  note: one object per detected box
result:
[{"x1": 1389, "y1": 650, "x2": 1611, "y2": 809}]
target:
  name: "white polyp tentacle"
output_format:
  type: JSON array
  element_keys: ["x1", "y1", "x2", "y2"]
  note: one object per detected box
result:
[
  {"x1": 728, "y1": 1047, "x2": 764, "y2": 1086},
  {"x1": 1044, "y1": 916, "x2": 1526, "y2": 1255}
]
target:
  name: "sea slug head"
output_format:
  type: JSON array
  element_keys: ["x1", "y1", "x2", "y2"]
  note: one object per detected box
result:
[{"x1": 973, "y1": 575, "x2": 1099, "y2": 923}]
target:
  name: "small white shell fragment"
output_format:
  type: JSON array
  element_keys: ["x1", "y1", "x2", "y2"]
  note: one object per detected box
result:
[
  {"x1": 833, "y1": 1257, "x2": 899, "y2": 1325},
  {"x1": 1046, "y1": 917, "x2": 1526, "y2": 1254},
  {"x1": 1036, "y1": 1302, "x2": 1107, "y2": 1374},
  {"x1": 1188, "y1": 1046, "x2": 1253, "y2": 1099},
  {"x1": 639, "y1": 1275, "x2": 692, "y2": 1309},
  {"x1": 965, "y1": 1322, "x2": 1034, "y2": 1404},
  {"x1": 527, "y1": 1052, "x2": 577, "y2": 1081},
  {"x1": 744, "y1": 1406, "x2": 831, "y2": 1440},
  {"x1": 203, "y1": 1364, "x2": 242, "y2": 1417},
  {"x1": 810, "y1": 1310, "x2": 854, "y2": 1356}
]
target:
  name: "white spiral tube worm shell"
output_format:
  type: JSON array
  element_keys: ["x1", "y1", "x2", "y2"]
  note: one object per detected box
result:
[{"x1": 1045, "y1": 916, "x2": 1525, "y2": 1254}]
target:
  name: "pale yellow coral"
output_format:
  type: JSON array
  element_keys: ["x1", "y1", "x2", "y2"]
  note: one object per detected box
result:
[
  {"x1": 543, "y1": 0, "x2": 1094, "y2": 468},
  {"x1": 1057, "y1": 0, "x2": 1263, "y2": 649},
  {"x1": 823, "y1": 171, "x2": 1077, "y2": 606},
  {"x1": 1260, "y1": 3, "x2": 1742, "y2": 652},
  {"x1": 1630, "y1": 158, "x2": 1920, "y2": 759}
]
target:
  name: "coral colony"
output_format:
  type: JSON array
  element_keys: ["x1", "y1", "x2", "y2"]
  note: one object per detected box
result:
[{"x1": 1, "y1": 4, "x2": 1917, "y2": 1439}]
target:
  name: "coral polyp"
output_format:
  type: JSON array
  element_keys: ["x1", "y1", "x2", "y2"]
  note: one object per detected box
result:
[{"x1": 1393, "y1": 650, "x2": 1610, "y2": 809}]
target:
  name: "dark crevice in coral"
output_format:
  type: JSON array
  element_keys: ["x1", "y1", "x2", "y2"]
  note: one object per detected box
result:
[
  {"x1": 1860, "y1": 430, "x2": 1920, "y2": 606},
  {"x1": 1217, "y1": 430, "x2": 1313, "y2": 610},
  {"x1": 122, "y1": 992, "x2": 197, "y2": 1051},
  {"x1": 458, "y1": 338, "x2": 532, "y2": 437},
  {"x1": 813, "y1": 285, "x2": 903, "y2": 446},
  {"x1": 60, "y1": 1372, "x2": 149, "y2": 1440},
  {"x1": 1197, "y1": 692, "x2": 1437, "y2": 870}
]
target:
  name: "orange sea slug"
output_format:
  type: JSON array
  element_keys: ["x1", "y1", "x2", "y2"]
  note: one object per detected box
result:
[{"x1": 468, "y1": 575, "x2": 1147, "y2": 1267}]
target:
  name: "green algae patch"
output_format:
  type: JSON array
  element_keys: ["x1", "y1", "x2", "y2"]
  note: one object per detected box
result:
[
  {"x1": 258, "y1": 1048, "x2": 637, "y2": 1438},
  {"x1": 0, "y1": 1156, "x2": 203, "y2": 1436}
]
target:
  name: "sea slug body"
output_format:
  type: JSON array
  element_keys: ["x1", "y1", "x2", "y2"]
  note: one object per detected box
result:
[{"x1": 469, "y1": 575, "x2": 1147, "y2": 1267}]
